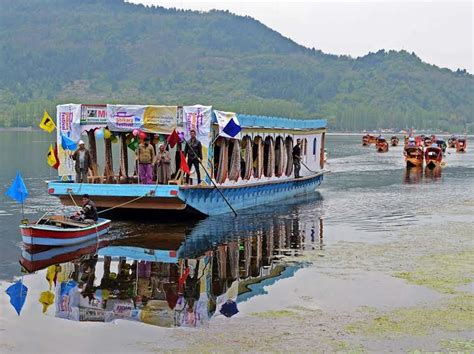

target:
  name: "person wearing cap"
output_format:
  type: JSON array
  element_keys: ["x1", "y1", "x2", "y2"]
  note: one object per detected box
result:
[
  {"x1": 72, "y1": 140, "x2": 91, "y2": 183},
  {"x1": 72, "y1": 194, "x2": 98, "y2": 223},
  {"x1": 136, "y1": 135, "x2": 155, "y2": 184}
]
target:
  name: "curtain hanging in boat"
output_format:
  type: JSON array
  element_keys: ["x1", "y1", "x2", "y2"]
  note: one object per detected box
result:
[
  {"x1": 242, "y1": 137, "x2": 253, "y2": 180},
  {"x1": 264, "y1": 137, "x2": 275, "y2": 177},
  {"x1": 275, "y1": 137, "x2": 286, "y2": 177},
  {"x1": 253, "y1": 137, "x2": 264, "y2": 178},
  {"x1": 285, "y1": 137, "x2": 294, "y2": 176},
  {"x1": 228, "y1": 139, "x2": 241, "y2": 182},
  {"x1": 216, "y1": 138, "x2": 228, "y2": 184}
]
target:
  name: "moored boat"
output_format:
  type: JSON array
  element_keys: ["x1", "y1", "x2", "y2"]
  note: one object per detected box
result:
[
  {"x1": 47, "y1": 103, "x2": 327, "y2": 216},
  {"x1": 375, "y1": 136, "x2": 389, "y2": 152},
  {"x1": 404, "y1": 143, "x2": 424, "y2": 168},
  {"x1": 20, "y1": 216, "x2": 111, "y2": 248},
  {"x1": 456, "y1": 138, "x2": 467, "y2": 152},
  {"x1": 390, "y1": 136, "x2": 399, "y2": 146},
  {"x1": 424, "y1": 144, "x2": 443, "y2": 169}
]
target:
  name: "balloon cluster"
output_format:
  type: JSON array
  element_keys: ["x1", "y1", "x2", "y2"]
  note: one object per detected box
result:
[{"x1": 94, "y1": 128, "x2": 118, "y2": 143}]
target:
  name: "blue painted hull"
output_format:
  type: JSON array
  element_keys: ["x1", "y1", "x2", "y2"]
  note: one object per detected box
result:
[{"x1": 48, "y1": 172, "x2": 324, "y2": 216}]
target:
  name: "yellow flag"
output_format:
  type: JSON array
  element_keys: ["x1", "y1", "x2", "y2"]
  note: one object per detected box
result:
[
  {"x1": 39, "y1": 111, "x2": 56, "y2": 133},
  {"x1": 47, "y1": 144, "x2": 57, "y2": 167}
]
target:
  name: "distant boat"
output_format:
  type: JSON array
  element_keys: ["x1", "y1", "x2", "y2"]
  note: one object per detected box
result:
[
  {"x1": 375, "y1": 136, "x2": 389, "y2": 152},
  {"x1": 448, "y1": 135, "x2": 457, "y2": 148},
  {"x1": 425, "y1": 145, "x2": 443, "y2": 169},
  {"x1": 362, "y1": 134, "x2": 376, "y2": 146},
  {"x1": 456, "y1": 138, "x2": 467, "y2": 152},
  {"x1": 404, "y1": 145, "x2": 424, "y2": 168},
  {"x1": 20, "y1": 216, "x2": 111, "y2": 248}
]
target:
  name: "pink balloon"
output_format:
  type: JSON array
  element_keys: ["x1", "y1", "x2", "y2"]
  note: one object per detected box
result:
[{"x1": 132, "y1": 129, "x2": 139, "y2": 136}]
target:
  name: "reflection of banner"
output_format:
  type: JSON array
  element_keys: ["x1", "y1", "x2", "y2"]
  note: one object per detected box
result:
[
  {"x1": 214, "y1": 110, "x2": 242, "y2": 140},
  {"x1": 57, "y1": 104, "x2": 81, "y2": 179},
  {"x1": 107, "y1": 105, "x2": 145, "y2": 132},
  {"x1": 183, "y1": 105, "x2": 212, "y2": 147},
  {"x1": 143, "y1": 106, "x2": 177, "y2": 134},
  {"x1": 80, "y1": 104, "x2": 107, "y2": 131}
]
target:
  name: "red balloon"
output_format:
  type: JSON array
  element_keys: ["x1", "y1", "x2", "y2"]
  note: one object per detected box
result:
[{"x1": 139, "y1": 132, "x2": 147, "y2": 140}]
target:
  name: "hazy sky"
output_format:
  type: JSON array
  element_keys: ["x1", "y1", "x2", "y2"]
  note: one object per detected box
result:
[{"x1": 127, "y1": 0, "x2": 473, "y2": 73}]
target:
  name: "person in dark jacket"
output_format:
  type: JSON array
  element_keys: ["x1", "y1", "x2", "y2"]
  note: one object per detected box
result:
[
  {"x1": 71, "y1": 140, "x2": 91, "y2": 183},
  {"x1": 292, "y1": 139, "x2": 302, "y2": 178},
  {"x1": 184, "y1": 130, "x2": 203, "y2": 184},
  {"x1": 72, "y1": 194, "x2": 98, "y2": 223}
]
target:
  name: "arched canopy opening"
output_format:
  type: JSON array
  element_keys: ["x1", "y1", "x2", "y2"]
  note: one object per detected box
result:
[
  {"x1": 274, "y1": 136, "x2": 286, "y2": 177},
  {"x1": 241, "y1": 136, "x2": 253, "y2": 180},
  {"x1": 253, "y1": 136, "x2": 264, "y2": 178}
]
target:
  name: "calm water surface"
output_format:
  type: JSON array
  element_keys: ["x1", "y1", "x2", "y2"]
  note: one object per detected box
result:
[{"x1": 0, "y1": 132, "x2": 473, "y2": 328}]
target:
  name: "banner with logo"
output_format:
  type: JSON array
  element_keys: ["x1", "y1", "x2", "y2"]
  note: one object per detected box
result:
[
  {"x1": 183, "y1": 105, "x2": 212, "y2": 147},
  {"x1": 80, "y1": 104, "x2": 107, "y2": 132},
  {"x1": 142, "y1": 105, "x2": 177, "y2": 134},
  {"x1": 106, "y1": 105, "x2": 145, "y2": 132},
  {"x1": 57, "y1": 104, "x2": 82, "y2": 179}
]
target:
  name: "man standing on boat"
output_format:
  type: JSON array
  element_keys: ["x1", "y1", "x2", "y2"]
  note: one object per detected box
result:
[
  {"x1": 136, "y1": 136, "x2": 155, "y2": 184},
  {"x1": 293, "y1": 139, "x2": 302, "y2": 178},
  {"x1": 72, "y1": 194, "x2": 98, "y2": 224},
  {"x1": 71, "y1": 140, "x2": 91, "y2": 183},
  {"x1": 185, "y1": 129, "x2": 203, "y2": 185}
]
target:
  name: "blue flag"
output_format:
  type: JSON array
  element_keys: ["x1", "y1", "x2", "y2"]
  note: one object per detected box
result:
[
  {"x1": 5, "y1": 172, "x2": 29, "y2": 203},
  {"x1": 61, "y1": 133, "x2": 77, "y2": 150},
  {"x1": 223, "y1": 118, "x2": 242, "y2": 138},
  {"x1": 6, "y1": 280, "x2": 28, "y2": 316}
]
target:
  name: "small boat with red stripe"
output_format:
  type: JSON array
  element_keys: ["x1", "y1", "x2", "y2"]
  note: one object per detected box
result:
[{"x1": 20, "y1": 215, "x2": 111, "y2": 248}]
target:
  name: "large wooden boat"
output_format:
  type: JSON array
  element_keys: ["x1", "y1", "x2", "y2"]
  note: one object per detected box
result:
[
  {"x1": 404, "y1": 145, "x2": 424, "y2": 168},
  {"x1": 424, "y1": 145, "x2": 443, "y2": 169},
  {"x1": 390, "y1": 136, "x2": 399, "y2": 146},
  {"x1": 362, "y1": 134, "x2": 377, "y2": 146},
  {"x1": 456, "y1": 138, "x2": 467, "y2": 152},
  {"x1": 20, "y1": 216, "x2": 111, "y2": 248},
  {"x1": 47, "y1": 104, "x2": 327, "y2": 216},
  {"x1": 375, "y1": 136, "x2": 389, "y2": 152}
]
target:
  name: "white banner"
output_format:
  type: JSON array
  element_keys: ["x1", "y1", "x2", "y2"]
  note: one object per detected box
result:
[
  {"x1": 106, "y1": 105, "x2": 146, "y2": 132},
  {"x1": 183, "y1": 105, "x2": 212, "y2": 147},
  {"x1": 57, "y1": 104, "x2": 82, "y2": 179},
  {"x1": 79, "y1": 104, "x2": 108, "y2": 132},
  {"x1": 214, "y1": 110, "x2": 242, "y2": 140}
]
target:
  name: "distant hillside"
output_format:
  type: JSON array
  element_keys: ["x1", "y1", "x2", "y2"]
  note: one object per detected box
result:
[{"x1": 0, "y1": 0, "x2": 472, "y2": 132}]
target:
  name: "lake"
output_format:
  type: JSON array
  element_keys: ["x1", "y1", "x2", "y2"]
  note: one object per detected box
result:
[{"x1": 0, "y1": 132, "x2": 473, "y2": 351}]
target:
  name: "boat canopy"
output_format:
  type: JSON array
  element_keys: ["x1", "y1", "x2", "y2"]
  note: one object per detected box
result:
[{"x1": 233, "y1": 114, "x2": 326, "y2": 130}]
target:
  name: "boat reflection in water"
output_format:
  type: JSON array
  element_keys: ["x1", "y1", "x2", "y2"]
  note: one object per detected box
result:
[
  {"x1": 20, "y1": 195, "x2": 324, "y2": 328},
  {"x1": 403, "y1": 167, "x2": 423, "y2": 184},
  {"x1": 424, "y1": 166, "x2": 442, "y2": 180}
]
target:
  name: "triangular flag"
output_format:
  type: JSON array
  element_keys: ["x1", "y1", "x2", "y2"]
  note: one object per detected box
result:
[
  {"x1": 47, "y1": 144, "x2": 58, "y2": 168},
  {"x1": 5, "y1": 172, "x2": 28, "y2": 203},
  {"x1": 39, "y1": 111, "x2": 56, "y2": 133},
  {"x1": 223, "y1": 118, "x2": 242, "y2": 138},
  {"x1": 167, "y1": 129, "x2": 180, "y2": 148},
  {"x1": 127, "y1": 137, "x2": 139, "y2": 151},
  {"x1": 39, "y1": 290, "x2": 55, "y2": 314},
  {"x1": 5, "y1": 280, "x2": 28, "y2": 316},
  {"x1": 53, "y1": 143, "x2": 60, "y2": 169},
  {"x1": 61, "y1": 133, "x2": 77, "y2": 151},
  {"x1": 179, "y1": 151, "x2": 190, "y2": 174}
]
